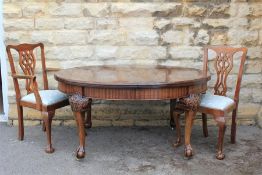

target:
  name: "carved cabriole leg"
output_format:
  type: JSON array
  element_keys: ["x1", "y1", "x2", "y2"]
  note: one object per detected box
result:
[
  {"x1": 184, "y1": 110, "x2": 196, "y2": 157},
  {"x1": 170, "y1": 99, "x2": 176, "y2": 130},
  {"x1": 69, "y1": 94, "x2": 90, "y2": 159},
  {"x1": 76, "y1": 114, "x2": 88, "y2": 137},
  {"x1": 42, "y1": 111, "x2": 55, "y2": 153},
  {"x1": 75, "y1": 111, "x2": 86, "y2": 159},
  {"x1": 179, "y1": 94, "x2": 200, "y2": 158},
  {"x1": 202, "y1": 113, "x2": 208, "y2": 137},
  {"x1": 215, "y1": 116, "x2": 226, "y2": 160},
  {"x1": 85, "y1": 98, "x2": 92, "y2": 129},
  {"x1": 231, "y1": 108, "x2": 237, "y2": 144},
  {"x1": 173, "y1": 110, "x2": 183, "y2": 147},
  {"x1": 17, "y1": 105, "x2": 24, "y2": 141}
]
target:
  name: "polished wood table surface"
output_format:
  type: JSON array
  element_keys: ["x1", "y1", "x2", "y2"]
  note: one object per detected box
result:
[{"x1": 55, "y1": 65, "x2": 211, "y2": 159}]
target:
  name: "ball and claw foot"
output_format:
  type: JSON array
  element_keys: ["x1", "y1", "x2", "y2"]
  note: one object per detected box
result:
[
  {"x1": 184, "y1": 145, "x2": 193, "y2": 158},
  {"x1": 216, "y1": 151, "x2": 225, "y2": 160},
  {"x1": 76, "y1": 146, "x2": 85, "y2": 159},
  {"x1": 45, "y1": 145, "x2": 55, "y2": 153}
]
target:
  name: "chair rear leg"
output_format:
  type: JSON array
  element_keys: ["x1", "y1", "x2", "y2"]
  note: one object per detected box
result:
[
  {"x1": 42, "y1": 111, "x2": 55, "y2": 153},
  {"x1": 170, "y1": 99, "x2": 176, "y2": 130},
  {"x1": 202, "y1": 113, "x2": 208, "y2": 137},
  {"x1": 42, "y1": 121, "x2": 46, "y2": 132},
  {"x1": 85, "y1": 98, "x2": 92, "y2": 129},
  {"x1": 173, "y1": 110, "x2": 183, "y2": 147},
  {"x1": 17, "y1": 105, "x2": 24, "y2": 141},
  {"x1": 231, "y1": 109, "x2": 237, "y2": 144},
  {"x1": 215, "y1": 116, "x2": 226, "y2": 160}
]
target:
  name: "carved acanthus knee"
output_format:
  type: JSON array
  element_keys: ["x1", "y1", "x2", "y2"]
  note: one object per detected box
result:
[
  {"x1": 69, "y1": 94, "x2": 91, "y2": 141},
  {"x1": 179, "y1": 94, "x2": 201, "y2": 111},
  {"x1": 69, "y1": 94, "x2": 90, "y2": 112}
]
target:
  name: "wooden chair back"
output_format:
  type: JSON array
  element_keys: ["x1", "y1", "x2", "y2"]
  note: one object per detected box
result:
[
  {"x1": 6, "y1": 43, "x2": 48, "y2": 97},
  {"x1": 203, "y1": 46, "x2": 247, "y2": 104}
]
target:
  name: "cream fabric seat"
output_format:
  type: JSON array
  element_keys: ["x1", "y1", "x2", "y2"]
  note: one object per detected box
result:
[
  {"x1": 21, "y1": 90, "x2": 68, "y2": 106},
  {"x1": 200, "y1": 93, "x2": 235, "y2": 111}
]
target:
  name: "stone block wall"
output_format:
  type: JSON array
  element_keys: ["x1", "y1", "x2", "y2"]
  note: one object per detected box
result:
[{"x1": 3, "y1": 0, "x2": 262, "y2": 127}]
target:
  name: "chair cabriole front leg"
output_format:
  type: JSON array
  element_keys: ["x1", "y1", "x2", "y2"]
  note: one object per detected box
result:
[
  {"x1": 42, "y1": 111, "x2": 55, "y2": 153},
  {"x1": 215, "y1": 116, "x2": 226, "y2": 160}
]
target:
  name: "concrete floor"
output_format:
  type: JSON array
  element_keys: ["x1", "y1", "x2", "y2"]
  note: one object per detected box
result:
[{"x1": 0, "y1": 123, "x2": 261, "y2": 175}]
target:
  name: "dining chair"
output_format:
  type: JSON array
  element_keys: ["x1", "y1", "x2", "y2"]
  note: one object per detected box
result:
[
  {"x1": 172, "y1": 46, "x2": 247, "y2": 160},
  {"x1": 6, "y1": 43, "x2": 69, "y2": 153}
]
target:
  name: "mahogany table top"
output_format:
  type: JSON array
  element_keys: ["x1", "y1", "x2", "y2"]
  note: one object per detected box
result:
[{"x1": 55, "y1": 65, "x2": 210, "y2": 88}]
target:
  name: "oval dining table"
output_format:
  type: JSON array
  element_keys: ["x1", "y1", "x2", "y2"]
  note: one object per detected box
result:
[{"x1": 54, "y1": 65, "x2": 211, "y2": 159}]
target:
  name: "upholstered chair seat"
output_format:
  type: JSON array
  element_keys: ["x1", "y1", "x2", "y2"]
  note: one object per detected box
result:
[
  {"x1": 200, "y1": 93, "x2": 235, "y2": 111},
  {"x1": 21, "y1": 90, "x2": 68, "y2": 106}
]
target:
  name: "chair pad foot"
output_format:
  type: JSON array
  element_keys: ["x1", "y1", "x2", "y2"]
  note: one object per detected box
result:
[
  {"x1": 45, "y1": 146, "x2": 55, "y2": 154},
  {"x1": 216, "y1": 151, "x2": 225, "y2": 160}
]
